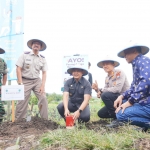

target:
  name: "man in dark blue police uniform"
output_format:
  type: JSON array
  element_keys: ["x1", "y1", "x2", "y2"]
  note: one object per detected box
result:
[{"x1": 57, "y1": 65, "x2": 92, "y2": 123}]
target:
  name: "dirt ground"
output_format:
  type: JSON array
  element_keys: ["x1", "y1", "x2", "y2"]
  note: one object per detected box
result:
[
  {"x1": 0, "y1": 119, "x2": 109, "y2": 149},
  {"x1": 135, "y1": 138, "x2": 150, "y2": 150},
  {"x1": 0, "y1": 117, "x2": 59, "y2": 150},
  {"x1": 85, "y1": 119, "x2": 109, "y2": 131},
  {"x1": 0, "y1": 118, "x2": 150, "y2": 150}
]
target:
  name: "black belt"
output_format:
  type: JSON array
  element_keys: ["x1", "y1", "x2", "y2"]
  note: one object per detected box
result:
[{"x1": 70, "y1": 98, "x2": 84, "y2": 104}]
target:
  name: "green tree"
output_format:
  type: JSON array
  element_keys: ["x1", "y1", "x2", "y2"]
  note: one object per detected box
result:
[
  {"x1": 29, "y1": 94, "x2": 38, "y2": 105},
  {"x1": 46, "y1": 93, "x2": 63, "y2": 103}
]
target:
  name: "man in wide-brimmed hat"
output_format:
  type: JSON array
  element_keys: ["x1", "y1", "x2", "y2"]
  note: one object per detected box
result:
[
  {"x1": 107, "y1": 42, "x2": 150, "y2": 131},
  {"x1": 15, "y1": 39, "x2": 48, "y2": 120},
  {"x1": 0, "y1": 48, "x2": 8, "y2": 123},
  {"x1": 57, "y1": 65, "x2": 92, "y2": 123},
  {"x1": 92, "y1": 55, "x2": 129, "y2": 119}
]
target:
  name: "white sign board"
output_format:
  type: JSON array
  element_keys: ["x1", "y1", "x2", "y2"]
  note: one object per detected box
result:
[
  {"x1": 1, "y1": 85, "x2": 24, "y2": 101},
  {"x1": 61, "y1": 54, "x2": 88, "y2": 91}
]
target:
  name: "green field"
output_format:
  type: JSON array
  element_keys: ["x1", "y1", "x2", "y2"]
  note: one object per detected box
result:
[
  {"x1": 2, "y1": 99, "x2": 150, "y2": 149},
  {"x1": 36, "y1": 100, "x2": 150, "y2": 150},
  {"x1": 48, "y1": 100, "x2": 102, "y2": 125}
]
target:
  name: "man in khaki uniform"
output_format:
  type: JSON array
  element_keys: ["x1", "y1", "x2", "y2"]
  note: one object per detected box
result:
[
  {"x1": 15, "y1": 39, "x2": 48, "y2": 120},
  {"x1": 92, "y1": 56, "x2": 129, "y2": 119}
]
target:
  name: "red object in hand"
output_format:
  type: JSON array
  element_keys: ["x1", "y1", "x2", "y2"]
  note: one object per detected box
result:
[{"x1": 66, "y1": 115, "x2": 74, "y2": 129}]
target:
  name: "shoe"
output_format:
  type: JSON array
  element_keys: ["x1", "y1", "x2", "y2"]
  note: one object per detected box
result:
[
  {"x1": 105, "y1": 120, "x2": 125, "y2": 128},
  {"x1": 134, "y1": 127, "x2": 148, "y2": 132}
]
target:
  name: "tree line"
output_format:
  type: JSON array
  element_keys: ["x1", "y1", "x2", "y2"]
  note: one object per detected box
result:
[{"x1": 29, "y1": 93, "x2": 63, "y2": 105}]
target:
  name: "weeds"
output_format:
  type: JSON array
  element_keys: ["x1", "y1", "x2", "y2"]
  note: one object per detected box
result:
[
  {"x1": 4, "y1": 100, "x2": 150, "y2": 150},
  {"x1": 37, "y1": 101, "x2": 150, "y2": 150},
  {"x1": 40, "y1": 125, "x2": 150, "y2": 150}
]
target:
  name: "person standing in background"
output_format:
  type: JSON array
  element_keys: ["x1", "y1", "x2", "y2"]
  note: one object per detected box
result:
[{"x1": 15, "y1": 39, "x2": 48, "y2": 120}]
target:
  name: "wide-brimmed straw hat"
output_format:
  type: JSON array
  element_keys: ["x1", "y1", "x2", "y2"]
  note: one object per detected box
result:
[
  {"x1": 0, "y1": 48, "x2": 5, "y2": 54},
  {"x1": 67, "y1": 65, "x2": 88, "y2": 76},
  {"x1": 97, "y1": 55, "x2": 120, "y2": 68},
  {"x1": 117, "y1": 41, "x2": 149, "y2": 58},
  {"x1": 27, "y1": 39, "x2": 47, "y2": 51}
]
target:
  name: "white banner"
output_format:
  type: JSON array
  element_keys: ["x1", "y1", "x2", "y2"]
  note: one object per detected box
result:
[
  {"x1": 61, "y1": 54, "x2": 88, "y2": 91},
  {"x1": 1, "y1": 85, "x2": 24, "y2": 101}
]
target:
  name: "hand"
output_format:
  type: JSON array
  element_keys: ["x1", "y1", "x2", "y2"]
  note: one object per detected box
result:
[
  {"x1": 64, "y1": 109, "x2": 70, "y2": 117},
  {"x1": 115, "y1": 101, "x2": 132, "y2": 113},
  {"x1": 73, "y1": 110, "x2": 80, "y2": 121},
  {"x1": 97, "y1": 90, "x2": 101, "y2": 98},
  {"x1": 92, "y1": 80, "x2": 98, "y2": 91},
  {"x1": 17, "y1": 82, "x2": 23, "y2": 85},
  {"x1": 114, "y1": 95, "x2": 123, "y2": 109},
  {"x1": 39, "y1": 85, "x2": 45, "y2": 95}
]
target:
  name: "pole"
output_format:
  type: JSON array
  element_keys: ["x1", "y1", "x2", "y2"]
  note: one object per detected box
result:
[
  {"x1": 12, "y1": 100, "x2": 15, "y2": 122},
  {"x1": 7, "y1": 80, "x2": 11, "y2": 121},
  {"x1": 8, "y1": 80, "x2": 15, "y2": 122}
]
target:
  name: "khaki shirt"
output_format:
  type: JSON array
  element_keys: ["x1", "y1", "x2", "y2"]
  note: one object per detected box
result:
[
  {"x1": 102, "y1": 69, "x2": 130, "y2": 94},
  {"x1": 16, "y1": 51, "x2": 48, "y2": 79}
]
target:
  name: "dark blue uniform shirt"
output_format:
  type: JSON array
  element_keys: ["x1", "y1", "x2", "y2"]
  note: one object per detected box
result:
[
  {"x1": 64, "y1": 77, "x2": 92, "y2": 104},
  {"x1": 122, "y1": 54, "x2": 150, "y2": 105}
]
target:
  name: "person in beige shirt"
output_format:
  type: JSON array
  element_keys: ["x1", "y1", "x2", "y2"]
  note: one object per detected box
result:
[
  {"x1": 92, "y1": 56, "x2": 129, "y2": 119},
  {"x1": 15, "y1": 39, "x2": 48, "y2": 120}
]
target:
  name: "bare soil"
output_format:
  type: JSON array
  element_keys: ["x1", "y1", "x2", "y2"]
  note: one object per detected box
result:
[
  {"x1": 0, "y1": 116, "x2": 59, "y2": 150},
  {"x1": 0, "y1": 117, "x2": 58, "y2": 138},
  {"x1": 135, "y1": 138, "x2": 150, "y2": 150},
  {"x1": 0, "y1": 118, "x2": 149, "y2": 150},
  {"x1": 85, "y1": 119, "x2": 109, "y2": 131}
]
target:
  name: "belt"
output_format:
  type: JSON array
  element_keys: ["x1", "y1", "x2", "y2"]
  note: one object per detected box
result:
[
  {"x1": 22, "y1": 77, "x2": 37, "y2": 80},
  {"x1": 70, "y1": 98, "x2": 84, "y2": 104}
]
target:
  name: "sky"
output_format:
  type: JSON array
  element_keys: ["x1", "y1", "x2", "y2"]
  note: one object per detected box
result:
[{"x1": 22, "y1": 0, "x2": 150, "y2": 95}]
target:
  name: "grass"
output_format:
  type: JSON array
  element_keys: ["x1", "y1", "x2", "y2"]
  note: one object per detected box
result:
[
  {"x1": 37, "y1": 100, "x2": 150, "y2": 150},
  {"x1": 40, "y1": 126, "x2": 150, "y2": 150},
  {"x1": 3, "y1": 100, "x2": 150, "y2": 149},
  {"x1": 47, "y1": 99, "x2": 103, "y2": 126}
]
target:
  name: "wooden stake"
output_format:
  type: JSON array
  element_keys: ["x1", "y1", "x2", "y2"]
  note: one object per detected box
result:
[
  {"x1": 7, "y1": 80, "x2": 11, "y2": 121},
  {"x1": 12, "y1": 100, "x2": 15, "y2": 122}
]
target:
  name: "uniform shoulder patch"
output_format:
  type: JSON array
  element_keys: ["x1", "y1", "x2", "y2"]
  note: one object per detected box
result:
[
  {"x1": 24, "y1": 51, "x2": 30, "y2": 54},
  {"x1": 40, "y1": 54, "x2": 45, "y2": 58},
  {"x1": 116, "y1": 71, "x2": 121, "y2": 79}
]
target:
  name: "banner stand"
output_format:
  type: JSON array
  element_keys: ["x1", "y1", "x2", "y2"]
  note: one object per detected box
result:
[
  {"x1": 7, "y1": 80, "x2": 11, "y2": 121},
  {"x1": 2, "y1": 83, "x2": 24, "y2": 122},
  {"x1": 61, "y1": 55, "x2": 88, "y2": 91},
  {"x1": 0, "y1": 0, "x2": 24, "y2": 122},
  {"x1": 12, "y1": 100, "x2": 15, "y2": 122},
  {"x1": 6, "y1": 80, "x2": 17, "y2": 122}
]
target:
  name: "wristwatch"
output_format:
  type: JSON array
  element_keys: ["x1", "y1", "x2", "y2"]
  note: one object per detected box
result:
[
  {"x1": 78, "y1": 109, "x2": 82, "y2": 113},
  {"x1": 18, "y1": 82, "x2": 23, "y2": 85}
]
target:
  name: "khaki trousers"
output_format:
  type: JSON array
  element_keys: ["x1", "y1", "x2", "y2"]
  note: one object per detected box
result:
[{"x1": 15, "y1": 77, "x2": 48, "y2": 119}]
